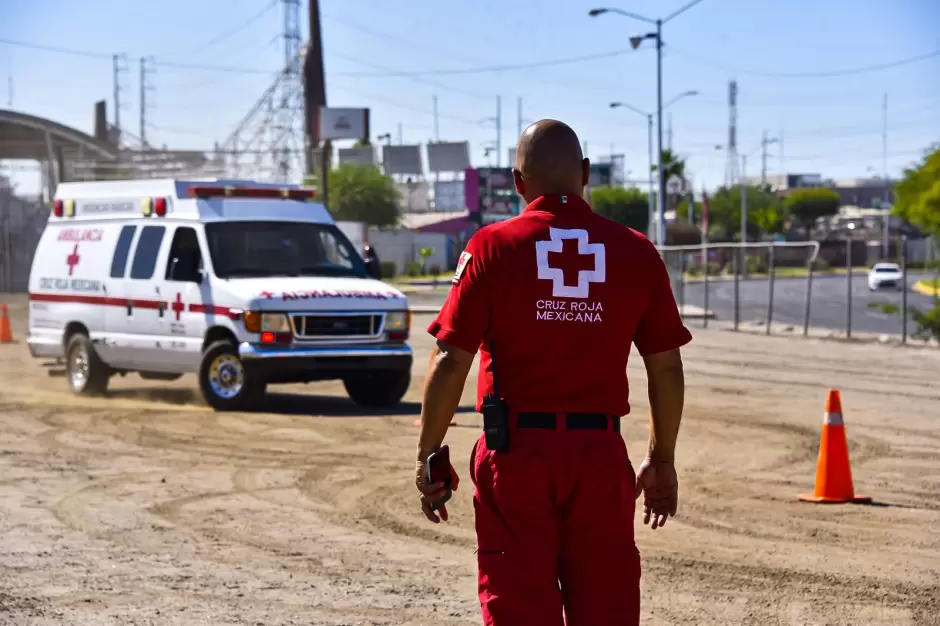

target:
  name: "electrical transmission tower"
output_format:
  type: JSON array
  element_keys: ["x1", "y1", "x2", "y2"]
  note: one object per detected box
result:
[
  {"x1": 217, "y1": 0, "x2": 306, "y2": 183},
  {"x1": 139, "y1": 56, "x2": 156, "y2": 147},
  {"x1": 724, "y1": 80, "x2": 739, "y2": 187},
  {"x1": 112, "y1": 54, "x2": 129, "y2": 142}
]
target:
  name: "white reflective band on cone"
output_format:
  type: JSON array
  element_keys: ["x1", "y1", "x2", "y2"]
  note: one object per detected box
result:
[{"x1": 824, "y1": 411, "x2": 844, "y2": 426}]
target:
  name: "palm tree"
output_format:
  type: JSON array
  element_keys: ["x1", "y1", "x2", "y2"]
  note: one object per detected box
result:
[{"x1": 651, "y1": 149, "x2": 688, "y2": 214}]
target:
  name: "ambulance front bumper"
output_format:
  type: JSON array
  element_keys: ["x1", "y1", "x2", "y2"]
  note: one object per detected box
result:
[{"x1": 237, "y1": 342, "x2": 412, "y2": 383}]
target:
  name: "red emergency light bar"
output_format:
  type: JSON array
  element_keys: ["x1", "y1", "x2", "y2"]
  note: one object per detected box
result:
[{"x1": 187, "y1": 185, "x2": 317, "y2": 201}]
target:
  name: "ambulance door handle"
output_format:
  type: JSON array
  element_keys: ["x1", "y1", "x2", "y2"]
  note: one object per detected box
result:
[
  {"x1": 157, "y1": 301, "x2": 165, "y2": 318},
  {"x1": 126, "y1": 300, "x2": 133, "y2": 317}
]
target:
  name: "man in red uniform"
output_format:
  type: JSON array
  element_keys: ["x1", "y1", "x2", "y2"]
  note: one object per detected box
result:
[{"x1": 415, "y1": 119, "x2": 692, "y2": 625}]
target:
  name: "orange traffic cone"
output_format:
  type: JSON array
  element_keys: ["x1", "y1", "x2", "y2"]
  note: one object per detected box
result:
[
  {"x1": 799, "y1": 389, "x2": 871, "y2": 504},
  {"x1": 0, "y1": 304, "x2": 12, "y2": 344}
]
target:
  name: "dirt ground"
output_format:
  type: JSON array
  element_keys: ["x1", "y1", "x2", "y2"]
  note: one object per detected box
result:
[{"x1": 1, "y1": 292, "x2": 939, "y2": 626}]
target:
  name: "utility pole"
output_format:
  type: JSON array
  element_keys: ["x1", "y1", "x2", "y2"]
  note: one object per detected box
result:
[
  {"x1": 517, "y1": 96, "x2": 522, "y2": 138},
  {"x1": 667, "y1": 112, "x2": 673, "y2": 151},
  {"x1": 761, "y1": 130, "x2": 769, "y2": 185},
  {"x1": 112, "y1": 54, "x2": 128, "y2": 134},
  {"x1": 882, "y1": 92, "x2": 889, "y2": 257},
  {"x1": 496, "y1": 95, "x2": 502, "y2": 168},
  {"x1": 740, "y1": 154, "x2": 748, "y2": 245},
  {"x1": 432, "y1": 95, "x2": 439, "y2": 141},
  {"x1": 139, "y1": 57, "x2": 155, "y2": 147},
  {"x1": 655, "y1": 18, "x2": 666, "y2": 247}
]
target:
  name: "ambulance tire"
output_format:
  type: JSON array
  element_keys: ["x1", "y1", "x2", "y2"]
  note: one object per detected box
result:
[
  {"x1": 344, "y1": 370, "x2": 411, "y2": 409},
  {"x1": 65, "y1": 333, "x2": 110, "y2": 396},
  {"x1": 199, "y1": 341, "x2": 260, "y2": 412}
]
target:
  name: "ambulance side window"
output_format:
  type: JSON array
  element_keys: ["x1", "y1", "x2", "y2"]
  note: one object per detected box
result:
[
  {"x1": 129, "y1": 226, "x2": 166, "y2": 280},
  {"x1": 165, "y1": 227, "x2": 203, "y2": 282},
  {"x1": 109, "y1": 225, "x2": 137, "y2": 278}
]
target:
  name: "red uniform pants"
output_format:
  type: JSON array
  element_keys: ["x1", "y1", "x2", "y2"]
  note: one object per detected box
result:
[{"x1": 469, "y1": 419, "x2": 641, "y2": 626}]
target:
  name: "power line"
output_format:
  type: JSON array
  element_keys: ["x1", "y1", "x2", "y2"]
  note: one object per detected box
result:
[
  {"x1": 328, "y1": 51, "x2": 493, "y2": 100},
  {"x1": 328, "y1": 47, "x2": 646, "y2": 78},
  {"x1": 0, "y1": 37, "x2": 276, "y2": 74},
  {"x1": 174, "y1": 0, "x2": 278, "y2": 57},
  {"x1": 667, "y1": 46, "x2": 940, "y2": 78}
]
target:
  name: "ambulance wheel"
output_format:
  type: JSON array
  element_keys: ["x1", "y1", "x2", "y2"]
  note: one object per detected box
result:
[
  {"x1": 344, "y1": 370, "x2": 411, "y2": 409},
  {"x1": 65, "y1": 334, "x2": 110, "y2": 396},
  {"x1": 199, "y1": 341, "x2": 259, "y2": 411}
]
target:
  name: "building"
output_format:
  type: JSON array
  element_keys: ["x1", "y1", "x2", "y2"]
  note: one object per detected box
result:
[{"x1": 829, "y1": 177, "x2": 896, "y2": 209}]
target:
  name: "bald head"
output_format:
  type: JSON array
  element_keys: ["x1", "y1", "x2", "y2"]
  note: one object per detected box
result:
[{"x1": 512, "y1": 119, "x2": 589, "y2": 203}]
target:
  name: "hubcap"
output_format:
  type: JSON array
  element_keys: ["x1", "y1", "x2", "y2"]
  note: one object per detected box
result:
[
  {"x1": 208, "y1": 354, "x2": 245, "y2": 399},
  {"x1": 69, "y1": 344, "x2": 89, "y2": 391}
]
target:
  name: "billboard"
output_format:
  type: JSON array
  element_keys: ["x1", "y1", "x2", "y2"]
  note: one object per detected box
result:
[
  {"x1": 337, "y1": 146, "x2": 377, "y2": 167},
  {"x1": 319, "y1": 107, "x2": 370, "y2": 141},
  {"x1": 383, "y1": 145, "x2": 424, "y2": 176},
  {"x1": 433, "y1": 180, "x2": 465, "y2": 211},
  {"x1": 427, "y1": 141, "x2": 471, "y2": 174},
  {"x1": 464, "y1": 167, "x2": 521, "y2": 224}
]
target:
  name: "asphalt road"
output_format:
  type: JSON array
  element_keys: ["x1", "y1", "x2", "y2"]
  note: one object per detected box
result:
[
  {"x1": 406, "y1": 272, "x2": 937, "y2": 336},
  {"x1": 675, "y1": 272, "x2": 935, "y2": 335}
]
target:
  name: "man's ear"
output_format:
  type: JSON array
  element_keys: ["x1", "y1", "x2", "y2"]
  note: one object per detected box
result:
[
  {"x1": 512, "y1": 168, "x2": 526, "y2": 197},
  {"x1": 581, "y1": 158, "x2": 591, "y2": 188}
]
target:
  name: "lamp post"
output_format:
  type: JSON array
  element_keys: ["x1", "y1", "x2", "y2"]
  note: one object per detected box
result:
[
  {"x1": 590, "y1": 0, "x2": 706, "y2": 246},
  {"x1": 610, "y1": 90, "x2": 698, "y2": 242}
]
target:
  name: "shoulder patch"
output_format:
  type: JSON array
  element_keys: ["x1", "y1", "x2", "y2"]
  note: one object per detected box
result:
[{"x1": 452, "y1": 251, "x2": 472, "y2": 285}]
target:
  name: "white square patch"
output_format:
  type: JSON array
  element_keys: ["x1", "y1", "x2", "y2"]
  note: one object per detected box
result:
[{"x1": 452, "y1": 251, "x2": 472, "y2": 285}]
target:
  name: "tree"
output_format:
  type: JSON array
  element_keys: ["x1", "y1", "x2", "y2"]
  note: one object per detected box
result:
[
  {"x1": 651, "y1": 149, "x2": 687, "y2": 212},
  {"x1": 304, "y1": 163, "x2": 400, "y2": 228},
  {"x1": 785, "y1": 188, "x2": 841, "y2": 227},
  {"x1": 893, "y1": 144, "x2": 940, "y2": 236},
  {"x1": 589, "y1": 186, "x2": 649, "y2": 233},
  {"x1": 679, "y1": 185, "x2": 784, "y2": 240}
]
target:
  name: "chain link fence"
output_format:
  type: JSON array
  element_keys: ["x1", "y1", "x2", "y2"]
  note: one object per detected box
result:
[
  {"x1": 0, "y1": 187, "x2": 46, "y2": 293},
  {"x1": 659, "y1": 238, "x2": 939, "y2": 343}
]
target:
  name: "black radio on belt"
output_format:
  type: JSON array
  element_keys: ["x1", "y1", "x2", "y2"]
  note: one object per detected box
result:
[{"x1": 481, "y1": 340, "x2": 510, "y2": 452}]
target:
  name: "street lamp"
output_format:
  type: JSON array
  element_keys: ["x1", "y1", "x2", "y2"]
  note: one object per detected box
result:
[
  {"x1": 610, "y1": 89, "x2": 699, "y2": 242},
  {"x1": 590, "y1": 0, "x2": 706, "y2": 246}
]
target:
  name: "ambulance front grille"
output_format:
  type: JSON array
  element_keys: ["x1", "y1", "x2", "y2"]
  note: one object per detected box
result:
[{"x1": 291, "y1": 313, "x2": 383, "y2": 340}]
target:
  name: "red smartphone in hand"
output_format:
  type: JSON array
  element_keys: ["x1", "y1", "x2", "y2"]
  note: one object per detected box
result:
[{"x1": 426, "y1": 445, "x2": 452, "y2": 510}]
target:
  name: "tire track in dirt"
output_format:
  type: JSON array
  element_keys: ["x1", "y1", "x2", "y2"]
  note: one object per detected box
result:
[{"x1": 647, "y1": 553, "x2": 940, "y2": 621}]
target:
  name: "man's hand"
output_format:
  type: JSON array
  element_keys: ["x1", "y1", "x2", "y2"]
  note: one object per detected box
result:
[
  {"x1": 635, "y1": 458, "x2": 678, "y2": 530},
  {"x1": 415, "y1": 457, "x2": 460, "y2": 523}
]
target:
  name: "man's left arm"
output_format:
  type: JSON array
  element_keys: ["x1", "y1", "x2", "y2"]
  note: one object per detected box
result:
[{"x1": 416, "y1": 243, "x2": 490, "y2": 523}]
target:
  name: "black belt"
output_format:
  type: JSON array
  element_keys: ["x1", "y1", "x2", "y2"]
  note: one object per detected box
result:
[{"x1": 516, "y1": 412, "x2": 620, "y2": 431}]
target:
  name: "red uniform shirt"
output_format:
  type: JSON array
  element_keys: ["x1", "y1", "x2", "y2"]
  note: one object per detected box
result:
[{"x1": 427, "y1": 194, "x2": 692, "y2": 416}]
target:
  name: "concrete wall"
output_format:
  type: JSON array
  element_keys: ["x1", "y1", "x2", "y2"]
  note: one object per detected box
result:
[
  {"x1": 336, "y1": 221, "x2": 366, "y2": 256},
  {"x1": 368, "y1": 229, "x2": 449, "y2": 274}
]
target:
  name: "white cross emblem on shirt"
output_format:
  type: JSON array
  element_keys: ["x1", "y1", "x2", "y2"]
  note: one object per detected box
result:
[{"x1": 535, "y1": 227, "x2": 606, "y2": 298}]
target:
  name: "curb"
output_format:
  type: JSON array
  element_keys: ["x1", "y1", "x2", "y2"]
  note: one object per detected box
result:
[{"x1": 912, "y1": 280, "x2": 939, "y2": 297}]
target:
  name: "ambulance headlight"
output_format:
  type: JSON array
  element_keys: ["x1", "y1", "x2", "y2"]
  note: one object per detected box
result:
[
  {"x1": 243, "y1": 312, "x2": 289, "y2": 333},
  {"x1": 384, "y1": 311, "x2": 411, "y2": 332}
]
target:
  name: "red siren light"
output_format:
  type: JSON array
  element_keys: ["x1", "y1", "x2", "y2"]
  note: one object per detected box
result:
[
  {"x1": 154, "y1": 197, "x2": 168, "y2": 216},
  {"x1": 53, "y1": 200, "x2": 64, "y2": 217}
]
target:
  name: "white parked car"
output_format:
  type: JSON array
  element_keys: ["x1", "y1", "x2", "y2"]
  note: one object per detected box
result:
[
  {"x1": 867, "y1": 262, "x2": 904, "y2": 291},
  {"x1": 27, "y1": 178, "x2": 413, "y2": 411}
]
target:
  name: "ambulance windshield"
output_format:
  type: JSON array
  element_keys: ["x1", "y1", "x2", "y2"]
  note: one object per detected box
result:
[{"x1": 205, "y1": 221, "x2": 368, "y2": 280}]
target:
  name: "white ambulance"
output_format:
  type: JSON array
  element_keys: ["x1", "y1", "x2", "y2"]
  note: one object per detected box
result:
[{"x1": 27, "y1": 179, "x2": 413, "y2": 411}]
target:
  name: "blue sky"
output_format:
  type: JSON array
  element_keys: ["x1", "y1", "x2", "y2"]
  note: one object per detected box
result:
[{"x1": 2, "y1": 0, "x2": 939, "y2": 194}]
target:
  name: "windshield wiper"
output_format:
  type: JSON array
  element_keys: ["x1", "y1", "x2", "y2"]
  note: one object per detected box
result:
[{"x1": 298, "y1": 266, "x2": 362, "y2": 277}]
